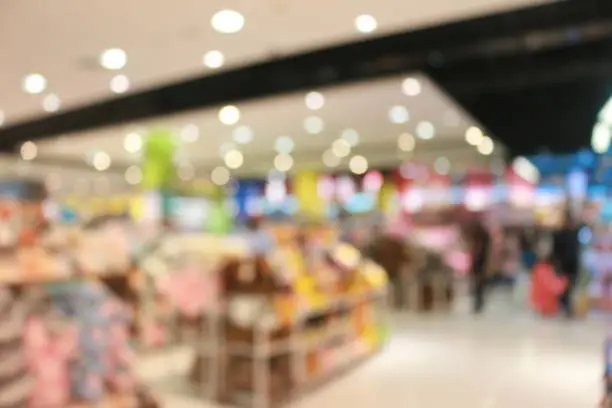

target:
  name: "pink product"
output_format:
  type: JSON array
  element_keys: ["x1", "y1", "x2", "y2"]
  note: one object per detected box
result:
[
  {"x1": 23, "y1": 317, "x2": 78, "y2": 408},
  {"x1": 157, "y1": 267, "x2": 218, "y2": 318}
]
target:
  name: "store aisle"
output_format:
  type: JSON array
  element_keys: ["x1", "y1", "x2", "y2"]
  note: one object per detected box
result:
[{"x1": 147, "y1": 296, "x2": 605, "y2": 408}]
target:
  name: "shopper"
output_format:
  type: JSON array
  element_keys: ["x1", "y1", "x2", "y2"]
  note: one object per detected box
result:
[
  {"x1": 530, "y1": 256, "x2": 568, "y2": 317},
  {"x1": 468, "y1": 220, "x2": 491, "y2": 314},
  {"x1": 552, "y1": 211, "x2": 581, "y2": 317}
]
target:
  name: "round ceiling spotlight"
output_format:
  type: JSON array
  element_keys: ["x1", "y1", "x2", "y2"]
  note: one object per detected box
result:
[
  {"x1": 274, "y1": 136, "x2": 294, "y2": 154},
  {"x1": 434, "y1": 156, "x2": 450, "y2": 175},
  {"x1": 416, "y1": 121, "x2": 435, "y2": 140},
  {"x1": 211, "y1": 10, "x2": 245, "y2": 34},
  {"x1": 43, "y1": 94, "x2": 61, "y2": 113},
  {"x1": 211, "y1": 166, "x2": 231, "y2": 186},
  {"x1": 124, "y1": 165, "x2": 143, "y2": 185},
  {"x1": 203, "y1": 50, "x2": 225, "y2": 69},
  {"x1": 22, "y1": 74, "x2": 47, "y2": 94},
  {"x1": 465, "y1": 126, "x2": 483, "y2": 145},
  {"x1": 341, "y1": 129, "x2": 359, "y2": 147},
  {"x1": 397, "y1": 133, "x2": 415, "y2": 152},
  {"x1": 274, "y1": 153, "x2": 294, "y2": 172},
  {"x1": 389, "y1": 105, "x2": 409, "y2": 124},
  {"x1": 110, "y1": 74, "x2": 130, "y2": 94},
  {"x1": 100, "y1": 48, "x2": 127, "y2": 70},
  {"x1": 478, "y1": 136, "x2": 494, "y2": 155},
  {"x1": 92, "y1": 151, "x2": 111, "y2": 171},
  {"x1": 20, "y1": 141, "x2": 37, "y2": 161},
  {"x1": 355, "y1": 14, "x2": 377, "y2": 33},
  {"x1": 123, "y1": 132, "x2": 143, "y2": 153},
  {"x1": 304, "y1": 116, "x2": 324, "y2": 134},
  {"x1": 305, "y1": 91, "x2": 325, "y2": 110},
  {"x1": 322, "y1": 149, "x2": 341, "y2": 168},
  {"x1": 331, "y1": 139, "x2": 351, "y2": 158},
  {"x1": 593, "y1": 122, "x2": 611, "y2": 153},
  {"x1": 180, "y1": 124, "x2": 199, "y2": 143},
  {"x1": 349, "y1": 155, "x2": 368, "y2": 175},
  {"x1": 218, "y1": 105, "x2": 240, "y2": 125},
  {"x1": 224, "y1": 149, "x2": 244, "y2": 169},
  {"x1": 233, "y1": 125, "x2": 253, "y2": 144},
  {"x1": 401, "y1": 77, "x2": 421, "y2": 96}
]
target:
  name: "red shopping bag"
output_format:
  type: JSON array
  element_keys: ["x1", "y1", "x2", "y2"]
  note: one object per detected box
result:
[{"x1": 530, "y1": 262, "x2": 567, "y2": 316}]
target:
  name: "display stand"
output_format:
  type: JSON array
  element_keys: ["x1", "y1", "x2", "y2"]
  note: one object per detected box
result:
[{"x1": 135, "y1": 234, "x2": 389, "y2": 408}]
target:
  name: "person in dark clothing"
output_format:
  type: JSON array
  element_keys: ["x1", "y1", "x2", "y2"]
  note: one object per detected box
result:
[
  {"x1": 468, "y1": 220, "x2": 491, "y2": 314},
  {"x1": 552, "y1": 212, "x2": 581, "y2": 317}
]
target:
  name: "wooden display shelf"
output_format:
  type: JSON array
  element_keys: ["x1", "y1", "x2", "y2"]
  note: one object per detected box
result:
[{"x1": 68, "y1": 394, "x2": 137, "y2": 408}]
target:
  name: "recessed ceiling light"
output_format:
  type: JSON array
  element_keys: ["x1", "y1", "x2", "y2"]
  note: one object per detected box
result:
[
  {"x1": 178, "y1": 163, "x2": 196, "y2": 180},
  {"x1": 331, "y1": 139, "x2": 351, "y2": 158},
  {"x1": 402, "y1": 77, "x2": 421, "y2": 96},
  {"x1": 203, "y1": 50, "x2": 225, "y2": 69},
  {"x1": 92, "y1": 151, "x2": 111, "y2": 171},
  {"x1": 124, "y1": 132, "x2": 143, "y2": 153},
  {"x1": 22, "y1": 74, "x2": 47, "y2": 94},
  {"x1": 211, "y1": 166, "x2": 230, "y2": 186},
  {"x1": 322, "y1": 150, "x2": 341, "y2": 167},
  {"x1": 593, "y1": 122, "x2": 611, "y2": 153},
  {"x1": 125, "y1": 165, "x2": 142, "y2": 185},
  {"x1": 349, "y1": 155, "x2": 368, "y2": 175},
  {"x1": 224, "y1": 149, "x2": 244, "y2": 169},
  {"x1": 20, "y1": 141, "x2": 37, "y2": 161},
  {"x1": 355, "y1": 14, "x2": 377, "y2": 33},
  {"x1": 43, "y1": 94, "x2": 61, "y2": 112},
  {"x1": 341, "y1": 129, "x2": 359, "y2": 147},
  {"x1": 219, "y1": 105, "x2": 240, "y2": 125},
  {"x1": 110, "y1": 74, "x2": 130, "y2": 94},
  {"x1": 434, "y1": 157, "x2": 450, "y2": 175},
  {"x1": 99, "y1": 48, "x2": 127, "y2": 70},
  {"x1": 219, "y1": 142, "x2": 235, "y2": 157},
  {"x1": 416, "y1": 121, "x2": 435, "y2": 139},
  {"x1": 304, "y1": 116, "x2": 324, "y2": 134},
  {"x1": 398, "y1": 133, "x2": 415, "y2": 151},
  {"x1": 181, "y1": 124, "x2": 199, "y2": 143},
  {"x1": 211, "y1": 10, "x2": 245, "y2": 34},
  {"x1": 274, "y1": 153, "x2": 293, "y2": 172},
  {"x1": 233, "y1": 125, "x2": 253, "y2": 144},
  {"x1": 305, "y1": 91, "x2": 325, "y2": 110},
  {"x1": 389, "y1": 105, "x2": 409, "y2": 124},
  {"x1": 478, "y1": 136, "x2": 494, "y2": 155},
  {"x1": 274, "y1": 136, "x2": 294, "y2": 154},
  {"x1": 466, "y1": 126, "x2": 483, "y2": 145}
]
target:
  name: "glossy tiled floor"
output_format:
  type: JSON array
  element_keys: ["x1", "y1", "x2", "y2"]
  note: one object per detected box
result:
[{"x1": 145, "y1": 293, "x2": 606, "y2": 408}]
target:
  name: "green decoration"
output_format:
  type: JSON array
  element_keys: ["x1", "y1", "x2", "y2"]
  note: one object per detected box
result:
[
  {"x1": 142, "y1": 129, "x2": 176, "y2": 190},
  {"x1": 207, "y1": 199, "x2": 232, "y2": 234}
]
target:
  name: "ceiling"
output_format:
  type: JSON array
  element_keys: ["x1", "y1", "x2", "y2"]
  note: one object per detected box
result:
[
  {"x1": 0, "y1": 0, "x2": 545, "y2": 125},
  {"x1": 4, "y1": 73, "x2": 504, "y2": 193}
]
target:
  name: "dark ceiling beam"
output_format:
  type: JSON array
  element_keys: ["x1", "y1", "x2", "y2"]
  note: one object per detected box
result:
[{"x1": 0, "y1": 0, "x2": 610, "y2": 153}]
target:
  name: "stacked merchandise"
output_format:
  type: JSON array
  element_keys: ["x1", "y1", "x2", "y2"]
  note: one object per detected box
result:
[
  {"x1": 367, "y1": 234, "x2": 453, "y2": 311},
  {"x1": 0, "y1": 179, "x2": 158, "y2": 407},
  {"x1": 0, "y1": 279, "x2": 158, "y2": 407},
  {"x1": 135, "y1": 229, "x2": 388, "y2": 408}
]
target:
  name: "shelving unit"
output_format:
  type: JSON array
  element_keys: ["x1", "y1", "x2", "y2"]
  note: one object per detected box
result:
[{"x1": 134, "y1": 235, "x2": 389, "y2": 408}]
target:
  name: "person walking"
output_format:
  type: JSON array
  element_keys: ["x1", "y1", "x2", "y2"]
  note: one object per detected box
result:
[
  {"x1": 552, "y1": 211, "x2": 581, "y2": 317},
  {"x1": 469, "y1": 220, "x2": 492, "y2": 314}
]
